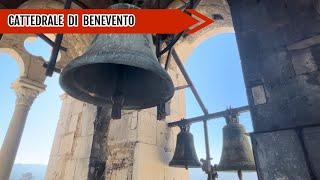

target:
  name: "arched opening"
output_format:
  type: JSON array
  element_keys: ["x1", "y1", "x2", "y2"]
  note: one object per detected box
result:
[
  {"x1": 0, "y1": 48, "x2": 25, "y2": 76},
  {"x1": 185, "y1": 33, "x2": 258, "y2": 179},
  {"x1": 24, "y1": 36, "x2": 61, "y2": 61},
  {"x1": 1, "y1": 37, "x2": 63, "y2": 179}
]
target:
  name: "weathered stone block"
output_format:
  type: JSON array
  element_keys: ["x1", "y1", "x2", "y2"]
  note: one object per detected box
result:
[
  {"x1": 74, "y1": 136, "x2": 93, "y2": 159},
  {"x1": 70, "y1": 99, "x2": 84, "y2": 116},
  {"x1": 137, "y1": 109, "x2": 157, "y2": 145},
  {"x1": 164, "y1": 127, "x2": 179, "y2": 153},
  {"x1": 59, "y1": 132, "x2": 75, "y2": 155},
  {"x1": 251, "y1": 85, "x2": 267, "y2": 105},
  {"x1": 106, "y1": 142, "x2": 135, "y2": 179},
  {"x1": 250, "y1": 73, "x2": 320, "y2": 131},
  {"x1": 156, "y1": 120, "x2": 168, "y2": 148},
  {"x1": 251, "y1": 130, "x2": 311, "y2": 180},
  {"x1": 132, "y1": 143, "x2": 165, "y2": 180},
  {"x1": 63, "y1": 159, "x2": 76, "y2": 180},
  {"x1": 74, "y1": 158, "x2": 90, "y2": 180},
  {"x1": 80, "y1": 104, "x2": 96, "y2": 136},
  {"x1": 130, "y1": 111, "x2": 138, "y2": 130},
  {"x1": 68, "y1": 114, "x2": 79, "y2": 133},
  {"x1": 108, "y1": 168, "x2": 130, "y2": 180},
  {"x1": 50, "y1": 134, "x2": 62, "y2": 156},
  {"x1": 292, "y1": 49, "x2": 317, "y2": 75},
  {"x1": 45, "y1": 156, "x2": 66, "y2": 180},
  {"x1": 302, "y1": 126, "x2": 320, "y2": 179},
  {"x1": 108, "y1": 116, "x2": 130, "y2": 144}
]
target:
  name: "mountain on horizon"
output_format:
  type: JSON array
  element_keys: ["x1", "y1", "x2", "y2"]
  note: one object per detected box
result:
[
  {"x1": 10, "y1": 164, "x2": 46, "y2": 180},
  {"x1": 10, "y1": 164, "x2": 257, "y2": 179}
]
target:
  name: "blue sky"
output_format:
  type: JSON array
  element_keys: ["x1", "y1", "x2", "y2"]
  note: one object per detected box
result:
[{"x1": 0, "y1": 33, "x2": 257, "y2": 179}]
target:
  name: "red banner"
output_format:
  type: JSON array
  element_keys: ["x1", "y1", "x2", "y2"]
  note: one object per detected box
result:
[{"x1": 0, "y1": 9, "x2": 213, "y2": 34}]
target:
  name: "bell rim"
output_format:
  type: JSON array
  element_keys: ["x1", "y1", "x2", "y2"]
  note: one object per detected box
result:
[
  {"x1": 60, "y1": 50, "x2": 174, "y2": 109},
  {"x1": 169, "y1": 161, "x2": 202, "y2": 168},
  {"x1": 216, "y1": 164, "x2": 256, "y2": 171}
]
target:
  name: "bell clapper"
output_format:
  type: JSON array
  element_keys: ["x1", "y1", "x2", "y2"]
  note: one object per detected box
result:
[
  {"x1": 111, "y1": 65, "x2": 126, "y2": 120},
  {"x1": 237, "y1": 170, "x2": 243, "y2": 180},
  {"x1": 157, "y1": 103, "x2": 166, "y2": 120},
  {"x1": 111, "y1": 91, "x2": 124, "y2": 119}
]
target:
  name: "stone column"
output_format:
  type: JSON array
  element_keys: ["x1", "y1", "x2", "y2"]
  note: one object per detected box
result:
[{"x1": 0, "y1": 80, "x2": 44, "y2": 180}]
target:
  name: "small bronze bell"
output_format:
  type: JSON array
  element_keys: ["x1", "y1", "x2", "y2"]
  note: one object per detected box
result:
[
  {"x1": 59, "y1": 3, "x2": 174, "y2": 119},
  {"x1": 217, "y1": 110, "x2": 255, "y2": 172},
  {"x1": 169, "y1": 125, "x2": 201, "y2": 169}
]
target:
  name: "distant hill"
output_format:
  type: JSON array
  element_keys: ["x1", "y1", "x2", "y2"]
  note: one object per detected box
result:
[
  {"x1": 10, "y1": 164, "x2": 46, "y2": 180},
  {"x1": 9, "y1": 164, "x2": 257, "y2": 180},
  {"x1": 189, "y1": 168, "x2": 258, "y2": 180}
]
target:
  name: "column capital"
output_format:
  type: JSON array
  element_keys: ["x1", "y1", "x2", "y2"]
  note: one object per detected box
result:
[{"x1": 11, "y1": 77, "x2": 46, "y2": 107}]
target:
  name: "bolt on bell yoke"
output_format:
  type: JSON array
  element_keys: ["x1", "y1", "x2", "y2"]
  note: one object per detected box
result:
[{"x1": 59, "y1": 3, "x2": 174, "y2": 119}]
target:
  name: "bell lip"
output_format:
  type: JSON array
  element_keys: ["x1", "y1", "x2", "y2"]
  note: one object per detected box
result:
[
  {"x1": 59, "y1": 49, "x2": 174, "y2": 109},
  {"x1": 169, "y1": 163, "x2": 202, "y2": 168},
  {"x1": 216, "y1": 164, "x2": 256, "y2": 172}
]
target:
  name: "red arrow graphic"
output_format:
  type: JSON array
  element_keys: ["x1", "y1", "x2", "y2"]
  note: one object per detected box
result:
[{"x1": 185, "y1": 9, "x2": 214, "y2": 34}]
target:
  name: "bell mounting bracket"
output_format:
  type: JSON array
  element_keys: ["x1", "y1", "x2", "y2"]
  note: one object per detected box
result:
[{"x1": 178, "y1": 122, "x2": 190, "y2": 132}]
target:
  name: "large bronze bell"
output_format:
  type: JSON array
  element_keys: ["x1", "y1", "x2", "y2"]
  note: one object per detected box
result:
[
  {"x1": 217, "y1": 110, "x2": 255, "y2": 172},
  {"x1": 169, "y1": 125, "x2": 201, "y2": 169},
  {"x1": 60, "y1": 3, "x2": 174, "y2": 117}
]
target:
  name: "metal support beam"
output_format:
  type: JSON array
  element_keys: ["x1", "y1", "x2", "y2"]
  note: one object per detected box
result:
[
  {"x1": 45, "y1": 34, "x2": 64, "y2": 76},
  {"x1": 0, "y1": 34, "x2": 2, "y2": 41},
  {"x1": 45, "y1": 0, "x2": 72, "y2": 76},
  {"x1": 191, "y1": 0, "x2": 202, "y2": 8},
  {"x1": 37, "y1": 34, "x2": 67, "y2": 51},
  {"x1": 156, "y1": 35, "x2": 161, "y2": 59},
  {"x1": 168, "y1": 105, "x2": 250, "y2": 127},
  {"x1": 171, "y1": 48, "x2": 213, "y2": 179},
  {"x1": 165, "y1": 47, "x2": 172, "y2": 70},
  {"x1": 71, "y1": 0, "x2": 89, "y2": 9},
  {"x1": 203, "y1": 119, "x2": 213, "y2": 180},
  {"x1": 160, "y1": 32, "x2": 184, "y2": 56}
]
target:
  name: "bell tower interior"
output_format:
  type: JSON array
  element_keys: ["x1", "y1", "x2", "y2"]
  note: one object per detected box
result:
[{"x1": 0, "y1": 0, "x2": 320, "y2": 180}]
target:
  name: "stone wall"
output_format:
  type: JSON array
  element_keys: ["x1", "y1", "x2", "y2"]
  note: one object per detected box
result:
[
  {"x1": 46, "y1": 95, "x2": 97, "y2": 179},
  {"x1": 227, "y1": 0, "x2": 320, "y2": 179}
]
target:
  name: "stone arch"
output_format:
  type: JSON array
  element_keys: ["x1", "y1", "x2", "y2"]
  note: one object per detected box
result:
[
  {"x1": 0, "y1": 48, "x2": 25, "y2": 76},
  {"x1": 175, "y1": 26, "x2": 234, "y2": 62},
  {"x1": 171, "y1": 0, "x2": 234, "y2": 61},
  {"x1": 16, "y1": 0, "x2": 92, "y2": 70}
]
